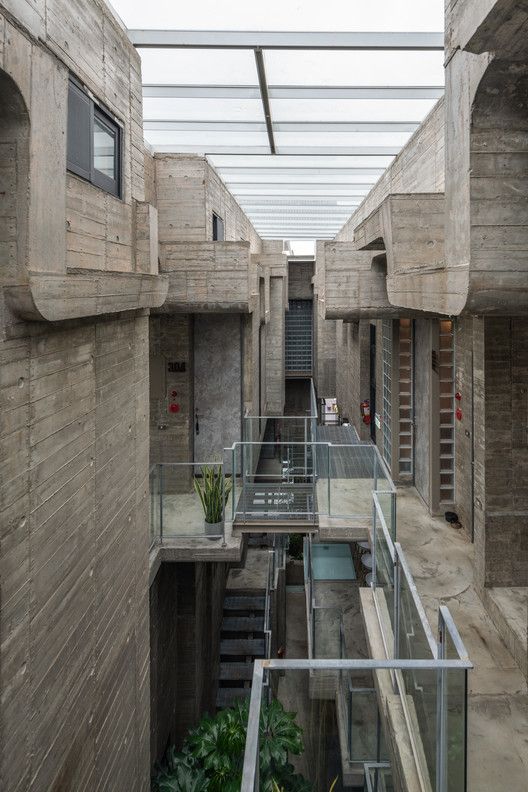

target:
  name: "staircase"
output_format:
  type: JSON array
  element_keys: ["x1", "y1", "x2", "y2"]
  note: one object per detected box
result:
[{"x1": 216, "y1": 588, "x2": 266, "y2": 709}]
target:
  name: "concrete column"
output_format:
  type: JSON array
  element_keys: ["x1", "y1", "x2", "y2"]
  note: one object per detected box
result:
[
  {"x1": 265, "y1": 276, "x2": 286, "y2": 415},
  {"x1": 474, "y1": 318, "x2": 528, "y2": 588}
]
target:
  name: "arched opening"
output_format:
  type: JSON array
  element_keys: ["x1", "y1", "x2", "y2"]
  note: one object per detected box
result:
[{"x1": 0, "y1": 68, "x2": 30, "y2": 291}]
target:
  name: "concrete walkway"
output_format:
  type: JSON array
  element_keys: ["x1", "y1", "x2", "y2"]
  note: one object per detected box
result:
[{"x1": 395, "y1": 488, "x2": 528, "y2": 792}]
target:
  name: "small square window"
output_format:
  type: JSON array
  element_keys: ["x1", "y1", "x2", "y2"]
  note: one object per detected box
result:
[
  {"x1": 212, "y1": 212, "x2": 225, "y2": 241},
  {"x1": 67, "y1": 76, "x2": 122, "y2": 198}
]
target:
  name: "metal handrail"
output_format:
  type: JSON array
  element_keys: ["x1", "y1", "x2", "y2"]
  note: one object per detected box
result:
[{"x1": 242, "y1": 655, "x2": 472, "y2": 792}]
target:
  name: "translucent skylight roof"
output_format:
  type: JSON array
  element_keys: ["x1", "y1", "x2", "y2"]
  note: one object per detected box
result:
[{"x1": 109, "y1": 0, "x2": 444, "y2": 239}]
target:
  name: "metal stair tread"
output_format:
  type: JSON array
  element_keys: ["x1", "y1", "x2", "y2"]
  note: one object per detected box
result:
[
  {"x1": 220, "y1": 638, "x2": 265, "y2": 655},
  {"x1": 219, "y1": 662, "x2": 255, "y2": 681},
  {"x1": 223, "y1": 595, "x2": 265, "y2": 612},
  {"x1": 216, "y1": 687, "x2": 251, "y2": 708},
  {"x1": 222, "y1": 616, "x2": 265, "y2": 632}
]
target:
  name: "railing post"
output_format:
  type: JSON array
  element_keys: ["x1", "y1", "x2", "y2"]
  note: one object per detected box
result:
[
  {"x1": 393, "y1": 550, "x2": 400, "y2": 662},
  {"x1": 159, "y1": 463, "x2": 163, "y2": 543},
  {"x1": 348, "y1": 683, "x2": 353, "y2": 760},
  {"x1": 221, "y1": 470, "x2": 227, "y2": 548},
  {"x1": 436, "y1": 611, "x2": 447, "y2": 792},
  {"x1": 391, "y1": 490, "x2": 397, "y2": 541},
  {"x1": 304, "y1": 417, "x2": 308, "y2": 476},
  {"x1": 327, "y1": 444, "x2": 331, "y2": 516},
  {"x1": 373, "y1": 450, "x2": 378, "y2": 491},
  {"x1": 232, "y1": 445, "x2": 236, "y2": 522},
  {"x1": 372, "y1": 494, "x2": 377, "y2": 588}
]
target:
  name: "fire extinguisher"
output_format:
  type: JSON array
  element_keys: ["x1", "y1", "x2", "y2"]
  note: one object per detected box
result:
[{"x1": 360, "y1": 399, "x2": 371, "y2": 425}]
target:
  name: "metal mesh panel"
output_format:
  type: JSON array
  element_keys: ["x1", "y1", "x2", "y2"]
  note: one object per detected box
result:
[
  {"x1": 382, "y1": 320, "x2": 392, "y2": 467},
  {"x1": 285, "y1": 299, "x2": 313, "y2": 375}
]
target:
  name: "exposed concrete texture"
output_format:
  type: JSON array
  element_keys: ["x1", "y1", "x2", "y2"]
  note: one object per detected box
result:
[
  {"x1": 0, "y1": 3, "x2": 166, "y2": 325},
  {"x1": 483, "y1": 587, "x2": 528, "y2": 678},
  {"x1": 474, "y1": 318, "x2": 528, "y2": 588},
  {"x1": 1, "y1": 314, "x2": 151, "y2": 792},
  {"x1": 160, "y1": 241, "x2": 253, "y2": 313},
  {"x1": 395, "y1": 487, "x2": 528, "y2": 792},
  {"x1": 194, "y1": 314, "x2": 242, "y2": 463},
  {"x1": 323, "y1": 246, "x2": 397, "y2": 320},
  {"x1": 337, "y1": 99, "x2": 444, "y2": 242},
  {"x1": 288, "y1": 260, "x2": 314, "y2": 300},
  {"x1": 149, "y1": 561, "x2": 229, "y2": 762},
  {"x1": 265, "y1": 276, "x2": 286, "y2": 415},
  {"x1": 335, "y1": 319, "x2": 371, "y2": 441},
  {"x1": 150, "y1": 314, "x2": 194, "y2": 466},
  {"x1": 413, "y1": 319, "x2": 434, "y2": 511}
]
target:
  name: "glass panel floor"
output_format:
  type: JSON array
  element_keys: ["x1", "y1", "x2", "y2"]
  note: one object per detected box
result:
[{"x1": 312, "y1": 543, "x2": 356, "y2": 580}]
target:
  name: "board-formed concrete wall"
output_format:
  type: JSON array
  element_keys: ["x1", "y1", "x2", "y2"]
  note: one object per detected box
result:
[
  {"x1": 336, "y1": 99, "x2": 445, "y2": 243},
  {"x1": 149, "y1": 560, "x2": 228, "y2": 764},
  {"x1": 1, "y1": 314, "x2": 151, "y2": 792},
  {"x1": 0, "y1": 2, "x2": 154, "y2": 789}
]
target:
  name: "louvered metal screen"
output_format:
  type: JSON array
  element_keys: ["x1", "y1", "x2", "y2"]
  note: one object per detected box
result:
[{"x1": 285, "y1": 300, "x2": 313, "y2": 376}]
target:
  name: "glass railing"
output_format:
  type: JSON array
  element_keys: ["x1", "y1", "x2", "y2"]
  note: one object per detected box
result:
[
  {"x1": 149, "y1": 461, "x2": 228, "y2": 542},
  {"x1": 370, "y1": 492, "x2": 470, "y2": 792},
  {"x1": 241, "y1": 649, "x2": 470, "y2": 792},
  {"x1": 149, "y1": 464, "x2": 161, "y2": 548},
  {"x1": 226, "y1": 440, "x2": 395, "y2": 526},
  {"x1": 363, "y1": 763, "x2": 394, "y2": 791}
]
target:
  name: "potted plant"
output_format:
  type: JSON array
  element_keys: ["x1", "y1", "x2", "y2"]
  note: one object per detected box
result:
[{"x1": 193, "y1": 464, "x2": 232, "y2": 539}]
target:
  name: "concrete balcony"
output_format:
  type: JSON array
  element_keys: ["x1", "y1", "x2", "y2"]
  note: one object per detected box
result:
[
  {"x1": 159, "y1": 240, "x2": 255, "y2": 313},
  {"x1": 322, "y1": 243, "x2": 399, "y2": 320},
  {"x1": 353, "y1": 193, "x2": 452, "y2": 314}
]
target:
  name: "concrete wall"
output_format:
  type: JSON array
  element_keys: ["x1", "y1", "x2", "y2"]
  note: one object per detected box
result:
[
  {"x1": 474, "y1": 319, "x2": 528, "y2": 588},
  {"x1": 288, "y1": 260, "x2": 314, "y2": 300},
  {"x1": 414, "y1": 319, "x2": 433, "y2": 510},
  {"x1": 149, "y1": 315, "x2": 194, "y2": 465},
  {"x1": 149, "y1": 561, "x2": 228, "y2": 763},
  {"x1": 194, "y1": 314, "x2": 242, "y2": 463},
  {"x1": 1, "y1": 314, "x2": 151, "y2": 792},
  {"x1": 454, "y1": 317, "x2": 477, "y2": 540},
  {"x1": 0, "y1": 2, "x2": 153, "y2": 790},
  {"x1": 155, "y1": 154, "x2": 261, "y2": 252},
  {"x1": 335, "y1": 320, "x2": 371, "y2": 440},
  {"x1": 266, "y1": 276, "x2": 286, "y2": 414},
  {"x1": 336, "y1": 99, "x2": 445, "y2": 242}
]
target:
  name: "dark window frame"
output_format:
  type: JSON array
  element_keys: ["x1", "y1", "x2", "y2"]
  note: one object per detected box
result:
[
  {"x1": 212, "y1": 211, "x2": 225, "y2": 241},
  {"x1": 67, "y1": 75, "x2": 122, "y2": 199}
]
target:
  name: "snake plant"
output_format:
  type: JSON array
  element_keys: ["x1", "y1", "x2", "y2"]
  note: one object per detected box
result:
[{"x1": 193, "y1": 464, "x2": 232, "y2": 524}]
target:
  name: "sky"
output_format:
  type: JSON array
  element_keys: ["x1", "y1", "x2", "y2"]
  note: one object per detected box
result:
[
  {"x1": 109, "y1": 0, "x2": 443, "y2": 33},
  {"x1": 108, "y1": 0, "x2": 445, "y2": 247}
]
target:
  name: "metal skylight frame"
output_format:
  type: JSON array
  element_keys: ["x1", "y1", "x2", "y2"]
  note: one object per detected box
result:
[{"x1": 129, "y1": 29, "x2": 444, "y2": 238}]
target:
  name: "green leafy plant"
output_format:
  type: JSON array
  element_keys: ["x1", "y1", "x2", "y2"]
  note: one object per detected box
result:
[
  {"x1": 272, "y1": 776, "x2": 337, "y2": 792},
  {"x1": 288, "y1": 534, "x2": 303, "y2": 561},
  {"x1": 193, "y1": 464, "x2": 232, "y2": 524},
  {"x1": 152, "y1": 698, "x2": 311, "y2": 792}
]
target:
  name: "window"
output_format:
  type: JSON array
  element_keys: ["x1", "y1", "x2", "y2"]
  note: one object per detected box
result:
[
  {"x1": 67, "y1": 76, "x2": 122, "y2": 198},
  {"x1": 212, "y1": 212, "x2": 225, "y2": 241}
]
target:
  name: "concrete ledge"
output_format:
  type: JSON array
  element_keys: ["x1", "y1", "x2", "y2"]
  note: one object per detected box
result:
[
  {"x1": 318, "y1": 517, "x2": 370, "y2": 541},
  {"x1": 5, "y1": 269, "x2": 169, "y2": 322},
  {"x1": 482, "y1": 587, "x2": 528, "y2": 679},
  {"x1": 323, "y1": 244, "x2": 400, "y2": 320},
  {"x1": 149, "y1": 535, "x2": 243, "y2": 584},
  {"x1": 160, "y1": 240, "x2": 253, "y2": 313}
]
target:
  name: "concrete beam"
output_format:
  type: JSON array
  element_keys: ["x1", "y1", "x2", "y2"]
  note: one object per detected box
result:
[
  {"x1": 5, "y1": 270, "x2": 169, "y2": 322},
  {"x1": 129, "y1": 30, "x2": 444, "y2": 50},
  {"x1": 159, "y1": 240, "x2": 254, "y2": 313},
  {"x1": 323, "y1": 244, "x2": 400, "y2": 320}
]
